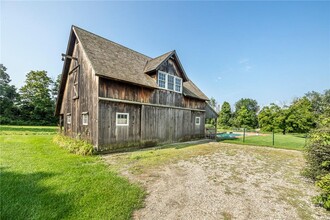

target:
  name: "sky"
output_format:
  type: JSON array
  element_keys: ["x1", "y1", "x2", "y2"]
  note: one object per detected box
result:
[{"x1": 1, "y1": 1, "x2": 329, "y2": 109}]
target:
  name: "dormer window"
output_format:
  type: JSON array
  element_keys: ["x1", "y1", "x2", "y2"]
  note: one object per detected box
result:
[
  {"x1": 167, "y1": 75, "x2": 174, "y2": 90},
  {"x1": 158, "y1": 72, "x2": 166, "y2": 88},
  {"x1": 157, "y1": 71, "x2": 182, "y2": 93},
  {"x1": 175, "y1": 78, "x2": 182, "y2": 93}
]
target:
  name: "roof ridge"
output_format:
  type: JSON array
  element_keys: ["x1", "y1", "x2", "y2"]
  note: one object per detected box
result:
[
  {"x1": 72, "y1": 25, "x2": 152, "y2": 59},
  {"x1": 151, "y1": 50, "x2": 175, "y2": 60}
]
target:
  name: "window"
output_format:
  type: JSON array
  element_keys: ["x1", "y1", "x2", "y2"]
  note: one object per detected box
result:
[
  {"x1": 158, "y1": 72, "x2": 166, "y2": 88},
  {"x1": 116, "y1": 113, "x2": 129, "y2": 126},
  {"x1": 67, "y1": 114, "x2": 71, "y2": 124},
  {"x1": 167, "y1": 75, "x2": 174, "y2": 90},
  {"x1": 175, "y1": 78, "x2": 182, "y2": 93},
  {"x1": 195, "y1": 117, "x2": 200, "y2": 125},
  {"x1": 157, "y1": 71, "x2": 182, "y2": 93},
  {"x1": 72, "y1": 68, "x2": 79, "y2": 99},
  {"x1": 82, "y1": 112, "x2": 88, "y2": 125}
]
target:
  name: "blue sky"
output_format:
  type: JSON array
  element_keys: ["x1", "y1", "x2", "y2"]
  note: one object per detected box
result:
[{"x1": 1, "y1": 1, "x2": 329, "y2": 109}]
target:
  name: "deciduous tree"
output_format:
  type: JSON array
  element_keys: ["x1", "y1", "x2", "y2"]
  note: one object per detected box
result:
[
  {"x1": 218, "y1": 101, "x2": 232, "y2": 128},
  {"x1": 234, "y1": 98, "x2": 259, "y2": 128},
  {"x1": 19, "y1": 70, "x2": 56, "y2": 125},
  {"x1": 0, "y1": 64, "x2": 20, "y2": 124}
]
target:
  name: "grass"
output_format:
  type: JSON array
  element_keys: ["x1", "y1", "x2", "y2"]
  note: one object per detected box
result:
[
  {"x1": 222, "y1": 133, "x2": 306, "y2": 151},
  {"x1": 0, "y1": 126, "x2": 144, "y2": 220},
  {"x1": 0, "y1": 125, "x2": 58, "y2": 135}
]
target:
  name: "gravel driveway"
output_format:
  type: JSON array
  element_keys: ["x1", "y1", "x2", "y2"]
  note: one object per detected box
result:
[{"x1": 104, "y1": 142, "x2": 330, "y2": 220}]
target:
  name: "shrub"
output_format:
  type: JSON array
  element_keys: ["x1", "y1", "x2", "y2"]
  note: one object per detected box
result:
[
  {"x1": 304, "y1": 127, "x2": 330, "y2": 180},
  {"x1": 314, "y1": 174, "x2": 330, "y2": 210},
  {"x1": 304, "y1": 126, "x2": 330, "y2": 210},
  {"x1": 53, "y1": 134, "x2": 94, "y2": 155}
]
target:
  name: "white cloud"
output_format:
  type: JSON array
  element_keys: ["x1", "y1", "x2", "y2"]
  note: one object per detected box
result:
[{"x1": 239, "y1": 58, "x2": 252, "y2": 72}]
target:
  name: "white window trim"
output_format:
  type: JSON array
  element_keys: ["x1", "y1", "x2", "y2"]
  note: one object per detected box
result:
[
  {"x1": 82, "y1": 112, "x2": 88, "y2": 125},
  {"x1": 157, "y1": 71, "x2": 166, "y2": 89},
  {"x1": 157, "y1": 71, "x2": 182, "y2": 93},
  {"x1": 195, "y1": 116, "x2": 200, "y2": 125},
  {"x1": 175, "y1": 77, "x2": 182, "y2": 93},
  {"x1": 116, "y1": 113, "x2": 129, "y2": 126},
  {"x1": 67, "y1": 114, "x2": 71, "y2": 124}
]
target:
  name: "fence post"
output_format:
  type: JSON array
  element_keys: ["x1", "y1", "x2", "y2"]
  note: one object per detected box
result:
[
  {"x1": 272, "y1": 129, "x2": 275, "y2": 146},
  {"x1": 243, "y1": 128, "x2": 246, "y2": 143}
]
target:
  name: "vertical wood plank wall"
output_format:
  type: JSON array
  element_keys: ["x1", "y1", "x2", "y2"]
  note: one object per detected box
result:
[
  {"x1": 98, "y1": 78, "x2": 206, "y2": 150},
  {"x1": 60, "y1": 48, "x2": 207, "y2": 150},
  {"x1": 60, "y1": 40, "x2": 98, "y2": 145}
]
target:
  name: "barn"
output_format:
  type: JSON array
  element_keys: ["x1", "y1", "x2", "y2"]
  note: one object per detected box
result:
[{"x1": 55, "y1": 26, "x2": 217, "y2": 151}]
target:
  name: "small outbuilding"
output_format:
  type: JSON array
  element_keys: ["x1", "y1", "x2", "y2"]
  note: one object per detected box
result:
[{"x1": 55, "y1": 26, "x2": 217, "y2": 151}]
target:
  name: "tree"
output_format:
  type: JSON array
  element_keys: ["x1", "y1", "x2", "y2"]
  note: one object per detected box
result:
[
  {"x1": 234, "y1": 106, "x2": 254, "y2": 129},
  {"x1": 275, "y1": 107, "x2": 290, "y2": 135},
  {"x1": 285, "y1": 97, "x2": 316, "y2": 133},
  {"x1": 258, "y1": 103, "x2": 281, "y2": 132},
  {"x1": 0, "y1": 64, "x2": 20, "y2": 124},
  {"x1": 206, "y1": 97, "x2": 217, "y2": 126},
  {"x1": 218, "y1": 101, "x2": 232, "y2": 128},
  {"x1": 51, "y1": 74, "x2": 61, "y2": 102},
  {"x1": 19, "y1": 70, "x2": 56, "y2": 125},
  {"x1": 233, "y1": 98, "x2": 259, "y2": 128},
  {"x1": 305, "y1": 90, "x2": 330, "y2": 127}
]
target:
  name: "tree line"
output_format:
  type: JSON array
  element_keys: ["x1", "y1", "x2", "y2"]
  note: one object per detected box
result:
[
  {"x1": 0, "y1": 64, "x2": 60, "y2": 125},
  {"x1": 212, "y1": 89, "x2": 329, "y2": 134}
]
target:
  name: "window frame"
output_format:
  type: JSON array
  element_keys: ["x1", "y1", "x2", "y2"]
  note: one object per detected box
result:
[
  {"x1": 67, "y1": 114, "x2": 71, "y2": 124},
  {"x1": 195, "y1": 116, "x2": 200, "y2": 125},
  {"x1": 175, "y1": 77, "x2": 182, "y2": 93},
  {"x1": 116, "y1": 113, "x2": 129, "y2": 126},
  {"x1": 157, "y1": 71, "x2": 166, "y2": 89},
  {"x1": 82, "y1": 112, "x2": 88, "y2": 125},
  {"x1": 157, "y1": 71, "x2": 182, "y2": 93}
]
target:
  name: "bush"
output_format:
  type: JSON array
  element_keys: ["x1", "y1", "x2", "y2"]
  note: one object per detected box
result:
[
  {"x1": 314, "y1": 174, "x2": 330, "y2": 210},
  {"x1": 53, "y1": 134, "x2": 94, "y2": 155},
  {"x1": 304, "y1": 126, "x2": 330, "y2": 210},
  {"x1": 304, "y1": 127, "x2": 330, "y2": 180}
]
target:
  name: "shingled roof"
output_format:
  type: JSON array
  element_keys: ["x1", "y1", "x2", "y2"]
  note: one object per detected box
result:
[
  {"x1": 74, "y1": 26, "x2": 158, "y2": 88},
  {"x1": 56, "y1": 26, "x2": 209, "y2": 114},
  {"x1": 144, "y1": 50, "x2": 174, "y2": 73}
]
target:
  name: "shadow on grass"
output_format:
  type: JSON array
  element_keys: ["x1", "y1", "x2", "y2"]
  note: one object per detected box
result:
[{"x1": 0, "y1": 168, "x2": 72, "y2": 220}]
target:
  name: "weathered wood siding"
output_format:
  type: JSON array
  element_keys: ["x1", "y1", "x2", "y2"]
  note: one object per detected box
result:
[
  {"x1": 98, "y1": 77, "x2": 206, "y2": 150},
  {"x1": 98, "y1": 101, "x2": 141, "y2": 147},
  {"x1": 99, "y1": 78, "x2": 205, "y2": 110},
  {"x1": 60, "y1": 39, "x2": 99, "y2": 145},
  {"x1": 158, "y1": 58, "x2": 182, "y2": 78}
]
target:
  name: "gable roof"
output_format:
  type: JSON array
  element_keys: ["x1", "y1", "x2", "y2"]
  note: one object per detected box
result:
[
  {"x1": 144, "y1": 50, "x2": 174, "y2": 73},
  {"x1": 73, "y1": 26, "x2": 158, "y2": 88},
  {"x1": 183, "y1": 81, "x2": 209, "y2": 100},
  {"x1": 144, "y1": 50, "x2": 189, "y2": 82},
  {"x1": 205, "y1": 102, "x2": 219, "y2": 119},
  {"x1": 56, "y1": 26, "x2": 209, "y2": 115}
]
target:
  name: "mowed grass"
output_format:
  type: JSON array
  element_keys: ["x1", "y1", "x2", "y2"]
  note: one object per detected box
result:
[
  {"x1": 0, "y1": 125, "x2": 58, "y2": 135},
  {"x1": 0, "y1": 126, "x2": 144, "y2": 220},
  {"x1": 222, "y1": 133, "x2": 306, "y2": 151}
]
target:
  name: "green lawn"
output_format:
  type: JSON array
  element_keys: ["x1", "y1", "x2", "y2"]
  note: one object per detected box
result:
[
  {"x1": 222, "y1": 133, "x2": 306, "y2": 151},
  {"x1": 0, "y1": 126, "x2": 144, "y2": 220},
  {"x1": 0, "y1": 125, "x2": 58, "y2": 135}
]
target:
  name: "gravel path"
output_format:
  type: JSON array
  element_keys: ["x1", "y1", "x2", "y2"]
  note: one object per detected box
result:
[{"x1": 105, "y1": 143, "x2": 330, "y2": 220}]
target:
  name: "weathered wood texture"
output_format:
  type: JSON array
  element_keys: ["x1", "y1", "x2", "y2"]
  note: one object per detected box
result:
[
  {"x1": 99, "y1": 78, "x2": 206, "y2": 110},
  {"x1": 60, "y1": 39, "x2": 99, "y2": 145},
  {"x1": 98, "y1": 100, "x2": 205, "y2": 149},
  {"x1": 158, "y1": 58, "x2": 182, "y2": 77}
]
